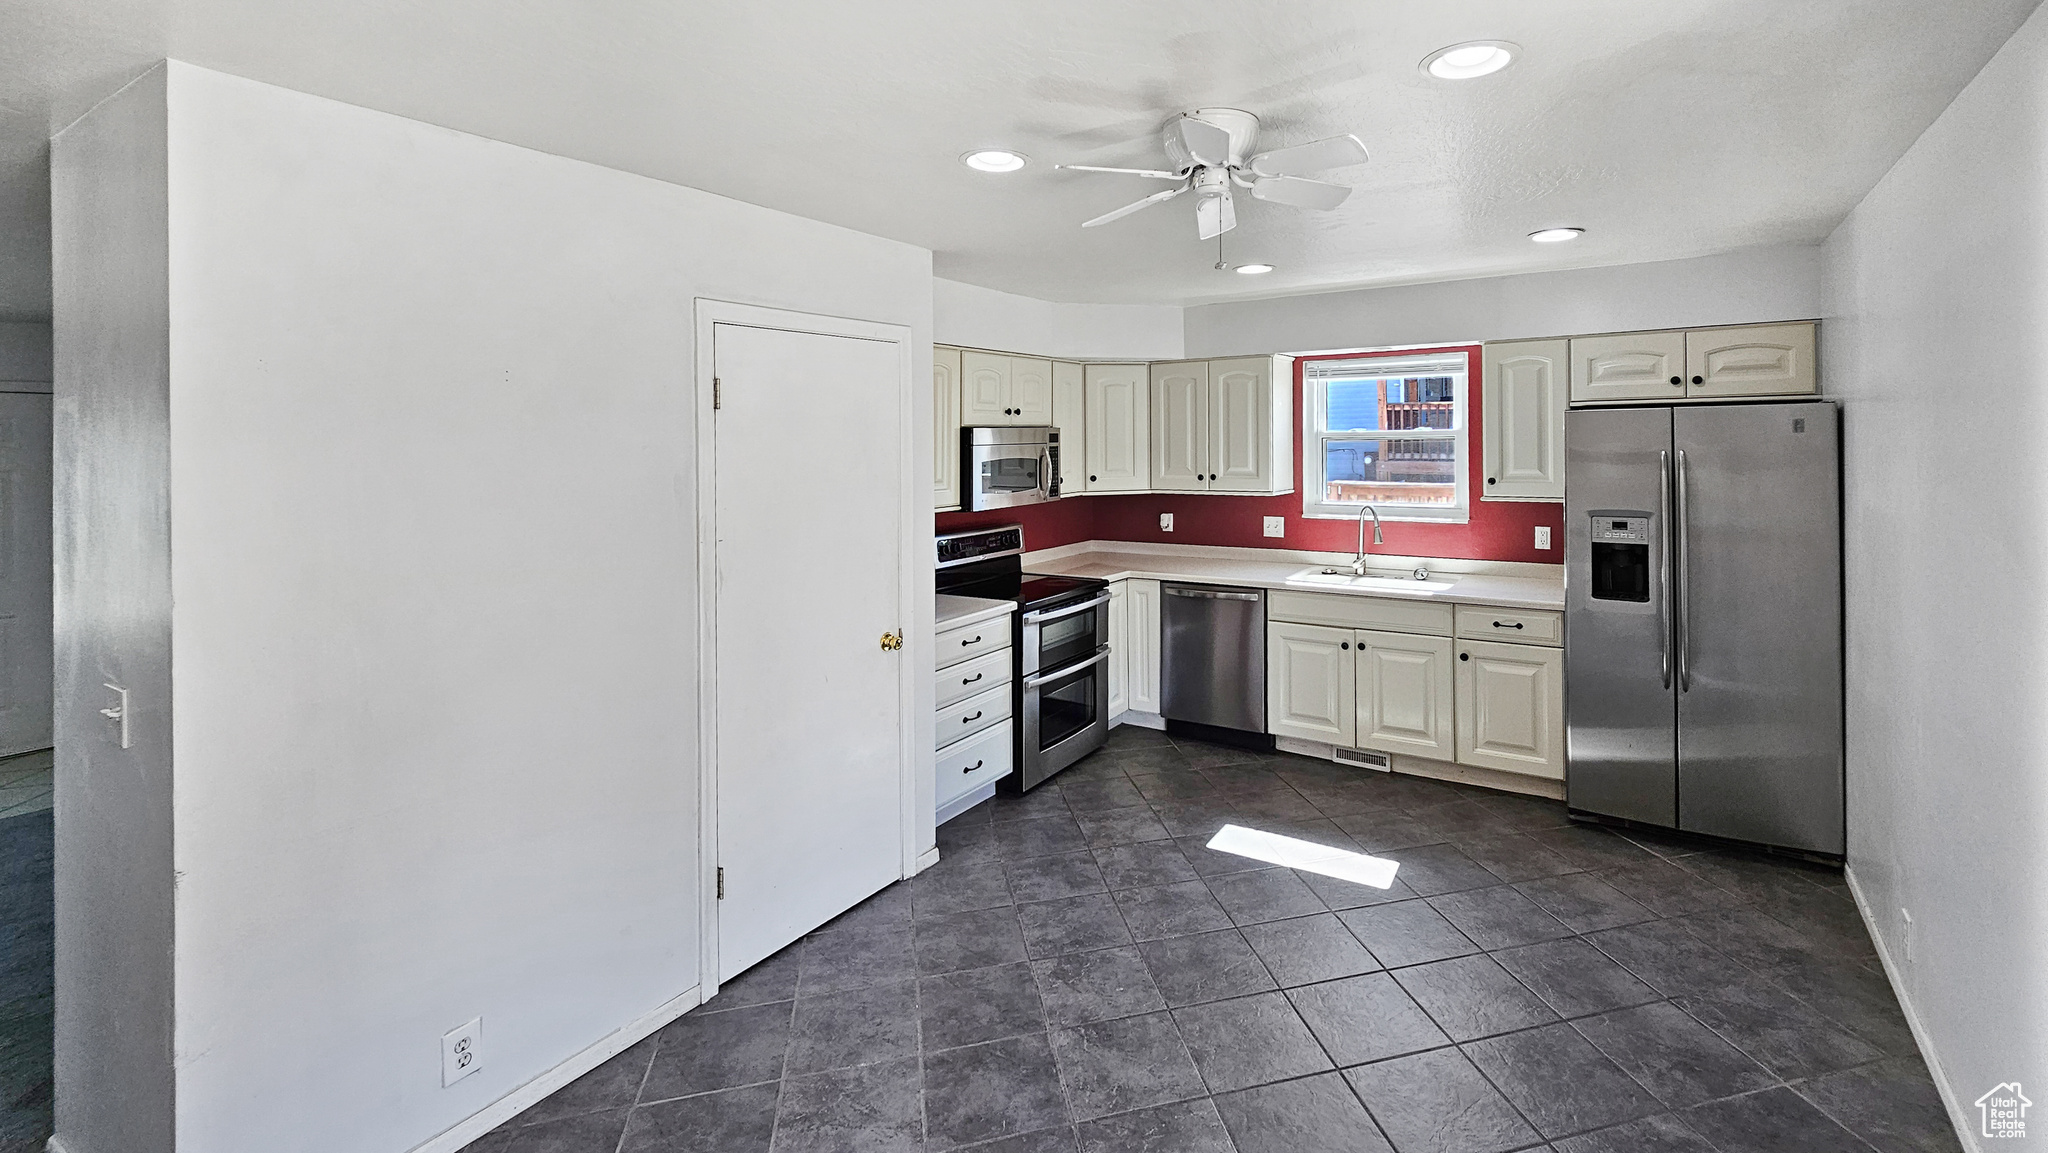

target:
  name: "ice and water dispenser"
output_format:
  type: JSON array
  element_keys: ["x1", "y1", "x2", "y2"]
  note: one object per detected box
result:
[{"x1": 1588, "y1": 512, "x2": 1652, "y2": 603}]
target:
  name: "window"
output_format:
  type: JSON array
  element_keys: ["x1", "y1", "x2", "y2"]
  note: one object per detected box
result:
[{"x1": 1301, "y1": 350, "x2": 1470, "y2": 523}]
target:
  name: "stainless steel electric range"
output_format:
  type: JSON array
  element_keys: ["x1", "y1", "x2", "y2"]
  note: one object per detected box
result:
[{"x1": 936, "y1": 525, "x2": 1109, "y2": 792}]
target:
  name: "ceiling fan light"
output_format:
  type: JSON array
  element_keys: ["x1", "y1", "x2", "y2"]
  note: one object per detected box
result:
[
  {"x1": 1234, "y1": 263, "x2": 1275, "y2": 275},
  {"x1": 1528, "y1": 227, "x2": 1585, "y2": 243},
  {"x1": 1422, "y1": 41, "x2": 1517, "y2": 80},
  {"x1": 962, "y1": 149, "x2": 1027, "y2": 173}
]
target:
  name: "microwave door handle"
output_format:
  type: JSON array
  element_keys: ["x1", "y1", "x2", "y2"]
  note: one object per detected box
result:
[
  {"x1": 1041, "y1": 445, "x2": 1057, "y2": 497},
  {"x1": 1024, "y1": 591, "x2": 1111, "y2": 623},
  {"x1": 1659, "y1": 449, "x2": 1672, "y2": 690}
]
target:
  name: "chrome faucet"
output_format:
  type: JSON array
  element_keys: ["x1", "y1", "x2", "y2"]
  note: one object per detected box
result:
[{"x1": 1352, "y1": 504, "x2": 1383, "y2": 576}]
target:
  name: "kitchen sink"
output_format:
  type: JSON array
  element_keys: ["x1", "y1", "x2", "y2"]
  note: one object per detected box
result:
[{"x1": 1285, "y1": 566, "x2": 1457, "y2": 593}]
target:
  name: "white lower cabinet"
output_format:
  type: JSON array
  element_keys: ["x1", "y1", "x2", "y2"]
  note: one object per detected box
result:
[
  {"x1": 1126, "y1": 578, "x2": 1162, "y2": 715},
  {"x1": 1454, "y1": 639, "x2": 1564, "y2": 779},
  {"x1": 1267, "y1": 622, "x2": 1355, "y2": 745},
  {"x1": 939, "y1": 720, "x2": 1014, "y2": 801},
  {"x1": 1356, "y1": 629, "x2": 1454, "y2": 759},
  {"x1": 1107, "y1": 581, "x2": 1129, "y2": 717},
  {"x1": 936, "y1": 608, "x2": 1015, "y2": 818}
]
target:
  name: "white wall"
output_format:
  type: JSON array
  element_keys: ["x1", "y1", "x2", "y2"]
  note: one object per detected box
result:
[
  {"x1": 934, "y1": 275, "x2": 1183, "y2": 360},
  {"x1": 49, "y1": 64, "x2": 177, "y2": 1153},
  {"x1": 1184, "y1": 244, "x2": 1823, "y2": 357},
  {"x1": 0, "y1": 319, "x2": 51, "y2": 387},
  {"x1": 1821, "y1": 6, "x2": 2048, "y2": 1144},
  {"x1": 56, "y1": 61, "x2": 934, "y2": 1153}
]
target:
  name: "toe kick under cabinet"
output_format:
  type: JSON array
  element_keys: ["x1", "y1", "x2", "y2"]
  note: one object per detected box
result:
[{"x1": 1266, "y1": 591, "x2": 1563, "y2": 781}]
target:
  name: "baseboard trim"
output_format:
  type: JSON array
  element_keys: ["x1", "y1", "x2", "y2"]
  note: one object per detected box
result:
[
  {"x1": 405, "y1": 984, "x2": 703, "y2": 1153},
  {"x1": 1272, "y1": 738, "x2": 1564, "y2": 800},
  {"x1": 45, "y1": 1136, "x2": 72, "y2": 1153},
  {"x1": 1111, "y1": 710, "x2": 1166, "y2": 731},
  {"x1": 913, "y1": 846, "x2": 941, "y2": 874},
  {"x1": 1843, "y1": 865, "x2": 1978, "y2": 1153}
]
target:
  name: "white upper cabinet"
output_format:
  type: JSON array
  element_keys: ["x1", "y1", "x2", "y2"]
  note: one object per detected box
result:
[
  {"x1": 1010, "y1": 357, "x2": 1053, "y2": 424},
  {"x1": 1481, "y1": 340, "x2": 1566, "y2": 502},
  {"x1": 1268, "y1": 622, "x2": 1357, "y2": 746},
  {"x1": 1454, "y1": 638, "x2": 1564, "y2": 779},
  {"x1": 1569, "y1": 331, "x2": 1687, "y2": 404},
  {"x1": 1051, "y1": 361, "x2": 1085, "y2": 492},
  {"x1": 934, "y1": 346, "x2": 962, "y2": 511},
  {"x1": 1083, "y1": 363, "x2": 1151, "y2": 492},
  {"x1": 1685, "y1": 323, "x2": 1816, "y2": 399},
  {"x1": 961, "y1": 350, "x2": 1011, "y2": 424},
  {"x1": 1151, "y1": 361, "x2": 1211, "y2": 491}
]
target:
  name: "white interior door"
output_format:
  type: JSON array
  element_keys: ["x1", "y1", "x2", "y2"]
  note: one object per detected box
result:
[
  {"x1": 712, "y1": 322, "x2": 906, "y2": 981},
  {"x1": 0, "y1": 392, "x2": 52, "y2": 756}
]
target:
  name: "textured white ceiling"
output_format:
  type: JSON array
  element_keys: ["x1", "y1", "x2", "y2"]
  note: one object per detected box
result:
[{"x1": 0, "y1": 0, "x2": 2038, "y2": 316}]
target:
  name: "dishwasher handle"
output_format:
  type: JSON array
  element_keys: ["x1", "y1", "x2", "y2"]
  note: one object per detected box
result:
[{"x1": 1163, "y1": 586, "x2": 1262, "y2": 602}]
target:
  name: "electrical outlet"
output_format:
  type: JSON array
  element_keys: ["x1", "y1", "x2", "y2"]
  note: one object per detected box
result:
[
  {"x1": 1159, "y1": 513, "x2": 1174, "y2": 532},
  {"x1": 1534, "y1": 526, "x2": 1553, "y2": 550},
  {"x1": 1263, "y1": 516, "x2": 1285, "y2": 538},
  {"x1": 442, "y1": 1018, "x2": 482, "y2": 1087},
  {"x1": 1901, "y1": 908, "x2": 1914, "y2": 964}
]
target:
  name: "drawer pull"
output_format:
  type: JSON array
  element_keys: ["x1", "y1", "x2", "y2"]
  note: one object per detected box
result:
[
  {"x1": 962, "y1": 635, "x2": 982, "y2": 646},
  {"x1": 962, "y1": 711, "x2": 982, "y2": 723},
  {"x1": 1493, "y1": 621, "x2": 1524, "y2": 630},
  {"x1": 963, "y1": 759, "x2": 983, "y2": 774},
  {"x1": 962, "y1": 672, "x2": 984, "y2": 685}
]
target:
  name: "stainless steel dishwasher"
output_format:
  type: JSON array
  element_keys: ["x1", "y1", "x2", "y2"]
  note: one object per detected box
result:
[{"x1": 1160, "y1": 583, "x2": 1266, "y2": 733}]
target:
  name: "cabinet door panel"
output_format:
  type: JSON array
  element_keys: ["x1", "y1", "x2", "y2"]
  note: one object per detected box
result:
[
  {"x1": 1267, "y1": 622, "x2": 1356, "y2": 745},
  {"x1": 1150, "y1": 361, "x2": 1210, "y2": 491},
  {"x1": 1126, "y1": 579, "x2": 1162, "y2": 714},
  {"x1": 1051, "y1": 361, "x2": 1085, "y2": 491},
  {"x1": 1455, "y1": 639, "x2": 1564, "y2": 779},
  {"x1": 933, "y1": 347, "x2": 962, "y2": 510},
  {"x1": 1083, "y1": 364, "x2": 1151, "y2": 492},
  {"x1": 961, "y1": 350, "x2": 1011, "y2": 424},
  {"x1": 1481, "y1": 340, "x2": 1566, "y2": 501},
  {"x1": 1010, "y1": 357, "x2": 1053, "y2": 425},
  {"x1": 1107, "y1": 581, "x2": 1129, "y2": 717},
  {"x1": 1208, "y1": 357, "x2": 1271, "y2": 491},
  {"x1": 1356, "y1": 630, "x2": 1453, "y2": 758},
  {"x1": 1685, "y1": 323, "x2": 1816, "y2": 399},
  {"x1": 1569, "y1": 331, "x2": 1687, "y2": 404}
]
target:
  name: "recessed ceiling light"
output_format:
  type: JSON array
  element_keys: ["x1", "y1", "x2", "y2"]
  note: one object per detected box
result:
[
  {"x1": 1528, "y1": 227, "x2": 1584, "y2": 243},
  {"x1": 961, "y1": 149, "x2": 1027, "y2": 173},
  {"x1": 1421, "y1": 41, "x2": 1518, "y2": 80},
  {"x1": 1234, "y1": 263, "x2": 1275, "y2": 275}
]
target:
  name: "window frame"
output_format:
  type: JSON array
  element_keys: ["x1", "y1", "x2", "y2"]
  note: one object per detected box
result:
[{"x1": 1300, "y1": 349, "x2": 1472, "y2": 524}]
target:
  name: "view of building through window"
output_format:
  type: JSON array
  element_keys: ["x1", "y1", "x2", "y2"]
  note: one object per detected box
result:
[{"x1": 1319, "y1": 374, "x2": 1461, "y2": 507}]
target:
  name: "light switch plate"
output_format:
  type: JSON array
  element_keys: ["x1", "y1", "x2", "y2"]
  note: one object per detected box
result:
[
  {"x1": 1262, "y1": 516, "x2": 1285, "y2": 538},
  {"x1": 1159, "y1": 513, "x2": 1174, "y2": 532},
  {"x1": 1534, "y1": 526, "x2": 1552, "y2": 550}
]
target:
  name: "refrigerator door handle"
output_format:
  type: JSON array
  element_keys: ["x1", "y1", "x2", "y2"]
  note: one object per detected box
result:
[
  {"x1": 1659, "y1": 449, "x2": 1672, "y2": 689},
  {"x1": 1675, "y1": 448, "x2": 1692, "y2": 692}
]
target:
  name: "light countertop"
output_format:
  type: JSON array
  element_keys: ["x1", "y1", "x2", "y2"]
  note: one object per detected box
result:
[
  {"x1": 1026, "y1": 549, "x2": 1564, "y2": 612},
  {"x1": 936, "y1": 593, "x2": 1016, "y2": 629}
]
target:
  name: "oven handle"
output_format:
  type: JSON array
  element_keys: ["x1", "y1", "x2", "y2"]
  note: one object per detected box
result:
[
  {"x1": 1023, "y1": 591, "x2": 1110, "y2": 624},
  {"x1": 1023, "y1": 644, "x2": 1112, "y2": 688}
]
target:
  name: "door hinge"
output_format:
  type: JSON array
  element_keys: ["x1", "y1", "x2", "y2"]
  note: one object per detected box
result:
[
  {"x1": 716, "y1": 867, "x2": 724, "y2": 900},
  {"x1": 713, "y1": 377, "x2": 722, "y2": 410}
]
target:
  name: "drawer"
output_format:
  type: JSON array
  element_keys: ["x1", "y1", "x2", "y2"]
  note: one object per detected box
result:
[
  {"x1": 1268, "y1": 589, "x2": 1453, "y2": 636},
  {"x1": 1455, "y1": 605, "x2": 1563, "y2": 647},
  {"x1": 937, "y1": 617, "x2": 1011, "y2": 670},
  {"x1": 937, "y1": 720, "x2": 1014, "y2": 807},
  {"x1": 935, "y1": 682, "x2": 1010, "y2": 748},
  {"x1": 938, "y1": 648, "x2": 1014, "y2": 709}
]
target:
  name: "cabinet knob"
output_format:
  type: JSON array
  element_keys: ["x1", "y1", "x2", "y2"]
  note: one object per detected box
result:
[
  {"x1": 1669, "y1": 376, "x2": 1682, "y2": 386},
  {"x1": 1341, "y1": 642, "x2": 1350, "y2": 650},
  {"x1": 1089, "y1": 475, "x2": 1098, "y2": 482},
  {"x1": 1486, "y1": 477, "x2": 1496, "y2": 486},
  {"x1": 1691, "y1": 375, "x2": 1704, "y2": 385},
  {"x1": 1459, "y1": 652, "x2": 1470, "y2": 661}
]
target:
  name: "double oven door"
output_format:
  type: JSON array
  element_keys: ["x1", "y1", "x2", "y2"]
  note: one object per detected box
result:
[{"x1": 1015, "y1": 589, "x2": 1110, "y2": 791}]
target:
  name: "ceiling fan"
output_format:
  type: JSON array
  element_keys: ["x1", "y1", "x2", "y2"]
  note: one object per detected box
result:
[{"x1": 1059, "y1": 108, "x2": 1368, "y2": 240}]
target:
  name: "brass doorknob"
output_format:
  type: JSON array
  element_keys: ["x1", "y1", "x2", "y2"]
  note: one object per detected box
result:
[{"x1": 880, "y1": 631, "x2": 903, "y2": 651}]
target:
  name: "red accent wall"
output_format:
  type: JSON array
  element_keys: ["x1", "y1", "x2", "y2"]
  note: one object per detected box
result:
[{"x1": 937, "y1": 345, "x2": 1564, "y2": 563}]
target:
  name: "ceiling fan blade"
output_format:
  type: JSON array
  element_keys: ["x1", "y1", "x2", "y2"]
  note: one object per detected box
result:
[
  {"x1": 1195, "y1": 188, "x2": 1237, "y2": 240},
  {"x1": 1177, "y1": 115, "x2": 1234, "y2": 168},
  {"x1": 1249, "y1": 175, "x2": 1352, "y2": 211},
  {"x1": 1056, "y1": 164, "x2": 1185, "y2": 180},
  {"x1": 1248, "y1": 134, "x2": 1369, "y2": 177},
  {"x1": 1080, "y1": 184, "x2": 1189, "y2": 228}
]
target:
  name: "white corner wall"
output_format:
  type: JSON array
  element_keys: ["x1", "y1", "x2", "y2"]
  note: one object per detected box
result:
[
  {"x1": 934, "y1": 275, "x2": 1183, "y2": 360},
  {"x1": 56, "y1": 60, "x2": 934, "y2": 1153},
  {"x1": 1822, "y1": 5, "x2": 2048, "y2": 1143},
  {"x1": 1184, "y1": 244, "x2": 1823, "y2": 357}
]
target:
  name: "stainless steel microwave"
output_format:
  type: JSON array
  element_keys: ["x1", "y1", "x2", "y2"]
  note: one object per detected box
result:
[{"x1": 963, "y1": 426, "x2": 1061, "y2": 511}]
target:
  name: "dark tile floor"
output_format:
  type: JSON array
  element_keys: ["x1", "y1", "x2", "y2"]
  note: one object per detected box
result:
[
  {"x1": 0, "y1": 805, "x2": 53, "y2": 1152},
  {"x1": 469, "y1": 727, "x2": 1957, "y2": 1153}
]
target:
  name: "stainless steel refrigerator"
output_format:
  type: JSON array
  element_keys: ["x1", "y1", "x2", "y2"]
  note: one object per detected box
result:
[{"x1": 1564, "y1": 401, "x2": 1842, "y2": 856}]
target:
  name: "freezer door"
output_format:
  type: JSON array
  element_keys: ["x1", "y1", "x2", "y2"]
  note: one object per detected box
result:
[
  {"x1": 1565, "y1": 407, "x2": 1677, "y2": 826},
  {"x1": 1673, "y1": 403, "x2": 1843, "y2": 854}
]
